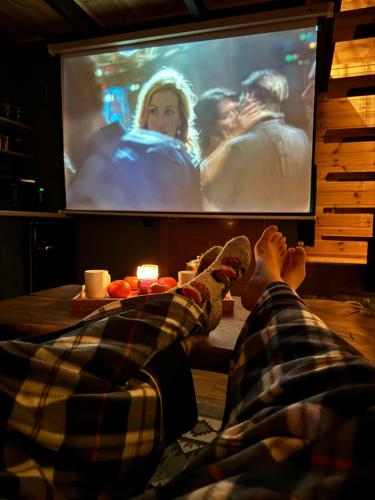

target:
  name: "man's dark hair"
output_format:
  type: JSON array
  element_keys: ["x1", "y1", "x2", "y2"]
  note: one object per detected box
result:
[{"x1": 242, "y1": 69, "x2": 289, "y2": 105}]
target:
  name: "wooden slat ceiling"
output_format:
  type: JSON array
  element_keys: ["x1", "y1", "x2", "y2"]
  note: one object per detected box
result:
[
  {"x1": 73, "y1": 0, "x2": 189, "y2": 28},
  {"x1": 0, "y1": 0, "x2": 76, "y2": 44},
  {"x1": 0, "y1": 0, "x2": 332, "y2": 45}
]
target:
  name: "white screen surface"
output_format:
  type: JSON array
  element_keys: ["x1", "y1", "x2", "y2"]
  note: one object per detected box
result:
[{"x1": 62, "y1": 25, "x2": 317, "y2": 215}]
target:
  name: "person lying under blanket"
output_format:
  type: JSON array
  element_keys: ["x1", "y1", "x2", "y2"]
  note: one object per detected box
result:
[{"x1": 0, "y1": 227, "x2": 373, "y2": 499}]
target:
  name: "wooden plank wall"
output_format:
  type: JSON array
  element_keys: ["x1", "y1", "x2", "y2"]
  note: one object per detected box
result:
[{"x1": 306, "y1": 1, "x2": 374, "y2": 264}]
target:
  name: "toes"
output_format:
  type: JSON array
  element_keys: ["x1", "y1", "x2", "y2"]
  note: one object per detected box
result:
[
  {"x1": 271, "y1": 231, "x2": 282, "y2": 242},
  {"x1": 287, "y1": 247, "x2": 295, "y2": 257},
  {"x1": 261, "y1": 225, "x2": 278, "y2": 242},
  {"x1": 282, "y1": 248, "x2": 294, "y2": 274},
  {"x1": 285, "y1": 248, "x2": 293, "y2": 262},
  {"x1": 288, "y1": 247, "x2": 296, "y2": 265},
  {"x1": 278, "y1": 236, "x2": 287, "y2": 251},
  {"x1": 269, "y1": 231, "x2": 287, "y2": 257},
  {"x1": 295, "y1": 246, "x2": 306, "y2": 263}
]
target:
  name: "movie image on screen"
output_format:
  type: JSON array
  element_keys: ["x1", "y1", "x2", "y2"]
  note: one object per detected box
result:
[{"x1": 62, "y1": 25, "x2": 317, "y2": 215}]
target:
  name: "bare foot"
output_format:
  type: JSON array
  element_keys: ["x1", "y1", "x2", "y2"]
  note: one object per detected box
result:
[
  {"x1": 281, "y1": 246, "x2": 306, "y2": 291},
  {"x1": 241, "y1": 225, "x2": 287, "y2": 311}
]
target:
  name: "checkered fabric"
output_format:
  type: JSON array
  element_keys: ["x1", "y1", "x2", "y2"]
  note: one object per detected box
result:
[
  {"x1": 143, "y1": 282, "x2": 375, "y2": 499},
  {"x1": 0, "y1": 293, "x2": 205, "y2": 499}
]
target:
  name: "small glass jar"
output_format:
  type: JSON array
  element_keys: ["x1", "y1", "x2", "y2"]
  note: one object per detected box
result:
[{"x1": 186, "y1": 256, "x2": 201, "y2": 272}]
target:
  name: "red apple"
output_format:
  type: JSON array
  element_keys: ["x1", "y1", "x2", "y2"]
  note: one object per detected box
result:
[
  {"x1": 158, "y1": 276, "x2": 177, "y2": 288},
  {"x1": 108, "y1": 280, "x2": 131, "y2": 298},
  {"x1": 123, "y1": 275, "x2": 139, "y2": 290},
  {"x1": 147, "y1": 282, "x2": 171, "y2": 294}
]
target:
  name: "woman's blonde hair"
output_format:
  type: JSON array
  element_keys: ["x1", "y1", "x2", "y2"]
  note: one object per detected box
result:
[{"x1": 133, "y1": 67, "x2": 200, "y2": 163}]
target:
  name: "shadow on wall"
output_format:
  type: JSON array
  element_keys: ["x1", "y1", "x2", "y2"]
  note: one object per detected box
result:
[{"x1": 73, "y1": 215, "x2": 160, "y2": 284}]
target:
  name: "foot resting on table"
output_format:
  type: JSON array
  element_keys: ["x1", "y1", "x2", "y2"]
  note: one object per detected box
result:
[
  {"x1": 241, "y1": 225, "x2": 306, "y2": 311},
  {"x1": 172, "y1": 235, "x2": 251, "y2": 332}
]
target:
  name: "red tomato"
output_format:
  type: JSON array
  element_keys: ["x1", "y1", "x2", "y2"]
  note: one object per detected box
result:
[
  {"x1": 147, "y1": 282, "x2": 171, "y2": 294},
  {"x1": 123, "y1": 275, "x2": 139, "y2": 290},
  {"x1": 108, "y1": 280, "x2": 131, "y2": 298},
  {"x1": 158, "y1": 276, "x2": 177, "y2": 288}
]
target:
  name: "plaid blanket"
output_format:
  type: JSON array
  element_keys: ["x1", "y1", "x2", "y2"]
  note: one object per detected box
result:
[
  {"x1": 141, "y1": 283, "x2": 375, "y2": 499},
  {"x1": 0, "y1": 293, "x2": 206, "y2": 499}
]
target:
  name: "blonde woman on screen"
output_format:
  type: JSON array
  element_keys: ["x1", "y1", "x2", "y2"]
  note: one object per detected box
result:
[
  {"x1": 67, "y1": 67, "x2": 203, "y2": 212},
  {"x1": 132, "y1": 67, "x2": 201, "y2": 165}
]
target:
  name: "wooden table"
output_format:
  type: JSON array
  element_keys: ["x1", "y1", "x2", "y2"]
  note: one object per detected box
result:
[
  {"x1": 0, "y1": 285, "x2": 83, "y2": 338},
  {"x1": 0, "y1": 285, "x2": 249, "y2": 372}
]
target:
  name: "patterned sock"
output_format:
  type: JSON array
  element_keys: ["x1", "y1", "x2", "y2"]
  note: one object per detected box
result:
[
  {"x1": 195, "y1": 245, "x2": 223, "y2": 275},
  {"x1": 173, "y1": 236, "x2": 251, "y2": 330}
]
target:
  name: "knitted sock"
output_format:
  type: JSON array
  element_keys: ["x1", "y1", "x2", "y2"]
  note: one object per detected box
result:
[
  {"x1": 195, "y1": 245, "x2": 223, "y2": 275},
  {"x1": 173, "y1": 236, "x2": 251, "y2": 330}
]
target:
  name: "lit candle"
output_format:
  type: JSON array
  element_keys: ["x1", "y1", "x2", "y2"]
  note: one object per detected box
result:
[{"x1": 136, "y1": 264, "x2": 159, "y2": 294}]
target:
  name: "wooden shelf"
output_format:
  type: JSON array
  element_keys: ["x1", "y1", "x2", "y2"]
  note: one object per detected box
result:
[
  {"x1": 0, "y1": 116, "x2": 34, "y2": 131},
  {"x1": 324, "y1": 127, "x2": 375, "y2": 143},
  {"x1": 333, "y1": 6, "x2": 375, "y2": 42},
  {"x1": 307, "y1": 255, "x2": 367, "y2": 264},
  {"x1": 328, "y1": 74, "x2": 375, "y2": 98},
  {"x1": 0, "y1": 148, "x2": 32, "y2": 159}
]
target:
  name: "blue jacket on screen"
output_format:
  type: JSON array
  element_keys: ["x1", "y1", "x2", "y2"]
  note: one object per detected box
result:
[{"x1": 66, "y1": 129, "x2": 202, "y2": 212}]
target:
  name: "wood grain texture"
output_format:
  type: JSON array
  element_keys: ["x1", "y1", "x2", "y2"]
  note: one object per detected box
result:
[
  {"x1": 316, "y1": 95, "x2": 374, "y2": 128},
  {"x1": 315, "y1": 141, "x2": 375, "y2": 155},
  {"x1": 331, "y1": 39, "x2": 375, "y2": 78},
  {"x1": 307, "y1": 84, "x2": 375, "y2": 264},
  {"x1": 204, "y1": 0, "x2": 274, "y2": 10},
  {"x1": 315, "y1": 153, "x2": 374, "y2": 168},
  {"x1": 317, "y1": 166, "x2": 375, "y2": 180},
  {"x1": 328, "y1": 74, "x2": 375, "y2": 98},
  {"x1": 0, "y1": 0, "x2": 74, "y2": 43},
  {"x1": 333, "y1": 6, "x2": 375, "y2": 42},
  {"x1": 73, "y1": 0, "x2": 188, "y2": 27},
  {"x1": 340, "y1": 0, "x2": 373, "y2": 11},
  {"x1": 316, "y1": 189, "x2": 374, "y2": 206},
  {"x1": 315, "y1": 226, "x2": 372, "y2": 238},
  {"x1": 312, "y1": 33, "x2": 374, "y2": 266},
  {"x1": 306, "y1": 239, "x2": 368, "y2": 260},
  {"x1": 316, "y1": 212, "x2": 373, "y2": 228},
  {"x1": 323, "y1": 128, "x2": 375, "y2": 142},
  {"x1": 317, "y1": 180, "x2": 375, "y2": 193}
]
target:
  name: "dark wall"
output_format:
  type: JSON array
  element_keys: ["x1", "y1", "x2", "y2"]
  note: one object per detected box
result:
[
  {"x1": 0, "y1": 218, "x2": 26, "y2": 299},
  {"x1": 1, "y1": 43, "x2": 65, "y2": 209},
  {"x1": 73, "y1": 215, "x2": 159, "y2": 284},
  {"x1": 0, "y1": 42, "x2": 370, "y2": 300},
  {"x1": 18, "y1": 44, "x2": 65, "y2": 210}
]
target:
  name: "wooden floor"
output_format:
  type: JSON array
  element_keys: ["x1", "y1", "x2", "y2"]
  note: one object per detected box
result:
[
  {"x1": 192, "y1": 369, "x2": 228, "y2": 411},
  {"x1": 190, "y1": 297, "x2": 247, "y2": 419}
]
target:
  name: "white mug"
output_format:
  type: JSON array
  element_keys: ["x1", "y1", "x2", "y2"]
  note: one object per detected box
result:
[
  {"x1": 178, "y1": 270, "x2": 195, "y2": 286},
  {"x1": 84, "y1": 269, "x2": 111, "y2": 298}
]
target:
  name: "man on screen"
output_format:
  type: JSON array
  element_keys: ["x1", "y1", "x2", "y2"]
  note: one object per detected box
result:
[{"x1": 200, "y1": 69, "x2": 311, "y2": 213}]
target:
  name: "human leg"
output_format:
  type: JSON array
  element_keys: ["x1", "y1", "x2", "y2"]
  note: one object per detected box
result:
[
  {"x1": 172, "y1": 235, "x2": 251, "y2": 331},
  {"x1": 195, "y1": 245, "x2": 222, "y2": 275},
  {"x1": 145, "y1": 227, "x2": 375, "y2": 500},
  {"x1": 0, "y1": 236, "x2": 251, "y2": 499},
  {"x1": 241, "y1": 224, "x2": 287, "y2": 311},
  {"x1": 0, "y1": 292, "x2": 206, "y2": 499},
  {"x1": 281, "y1": 245, "x2": 307, "y2": 291}
]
